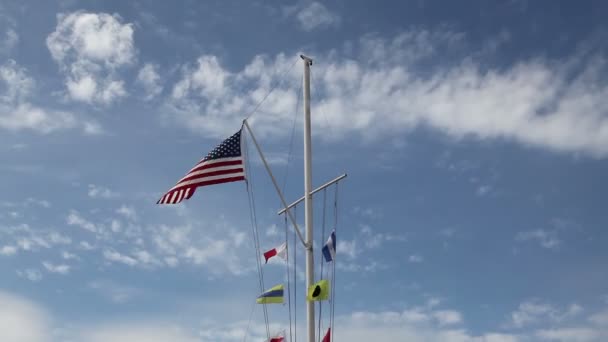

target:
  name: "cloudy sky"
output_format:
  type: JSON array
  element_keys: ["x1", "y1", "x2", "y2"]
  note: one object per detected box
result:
[{"x1": 2, "y1": 0, "x2": 608, "y2": 341}]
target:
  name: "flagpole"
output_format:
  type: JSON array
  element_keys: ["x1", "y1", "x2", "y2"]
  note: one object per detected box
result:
[{"x1": 301, "y1": 54, "x2": 315, "y2": 342}]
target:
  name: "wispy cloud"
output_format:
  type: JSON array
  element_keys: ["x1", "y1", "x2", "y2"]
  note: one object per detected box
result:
[
  {"x1": 136, "y1": 63, "x2": 163, "y2": 100},
  {"x1": 42, "y1": 261, "x2": 71, "y2": 275},
  {"x1": 509, "y1": 299, "x2": 583, "y2": 328},
  {"x1": 16, "y1": 268, "x2": 43, "y2": 282},
  {"x1": 408, "y1": 254, "x2": 424, "y2": 263},
  {"x1": 284, "y1": 2, "x2": 341, "y2": 32},
  {"x1": 516, "y1": 229, "x2": 560, "y2": 249},
  {"x1": 88, "y1": 184, "x2": 119, "y2": 199}
]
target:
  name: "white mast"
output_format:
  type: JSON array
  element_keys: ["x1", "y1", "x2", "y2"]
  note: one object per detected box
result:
[{"x1": 301, "y1": 54, "x2": 315, "y2": 342}]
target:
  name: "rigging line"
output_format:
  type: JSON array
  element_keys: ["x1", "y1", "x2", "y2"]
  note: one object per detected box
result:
[
  {"x1": 284, "y1": 214, "x2": 293, "y2": 342},
  {"x1": 330, "y1": 183, "x2": 339, "y2": 342},
  {"x1": 318, "y1": 188, "x2": 327, "y2": 342},
  {"x1": 293, "y1": 205, "x2": 297, "y2": 342},
  {"x1": 281, "y1": 76, "x2": 303, "y2": 195},
  {"x1": 244, "y1": 135, "x2": 271, "y2": 340},
  {"x1": 310, "y1": 66, "x2": 335, "y2": 140},
  {"x1": 245, "y1": 57, "x2": 300, "y2": 121},
  {"x1": 242, "y1": 299, "x2": 257, "y2": 342}
]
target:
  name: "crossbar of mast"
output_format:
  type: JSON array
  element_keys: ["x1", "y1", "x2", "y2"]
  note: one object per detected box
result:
[
  {"x1": 277, "y1": 173, "x2": 347, "y2": 215},
  {"x1": 242, "y1": 119, "x2": 308, "y2": 248}
]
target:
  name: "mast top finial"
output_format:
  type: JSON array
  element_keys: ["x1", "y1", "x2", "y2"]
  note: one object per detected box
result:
[{"x1": 300, "y1": 54, "x2": 313, "y2": 65}]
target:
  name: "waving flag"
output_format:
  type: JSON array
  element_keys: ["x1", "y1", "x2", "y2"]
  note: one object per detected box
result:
[
  {"x1": 257, "y1": 284, "x2": 284, "y2": 304},
  {"x1": 322, "y1": 328, "x2": 331, "y2": 342},
  {"x1": 322, "y1": 231, "x2": 336, "y2": 262},
  {"x1": 307, "y1": 279, "x2": 330, "y2": 301},
  {"x1": 263, "y1": 242, "x2": 287, "y2": 263},
  {"x1": 157, "y1": 129, "x2": 245, "y2": 204},
  {"x1": 269, "y1": 334, "x2": 285, "y2": 342}
]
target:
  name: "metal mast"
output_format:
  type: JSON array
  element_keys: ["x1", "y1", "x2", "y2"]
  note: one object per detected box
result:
[{"x1": 301, "y1": 54, "x2": 315, "y2": 342}]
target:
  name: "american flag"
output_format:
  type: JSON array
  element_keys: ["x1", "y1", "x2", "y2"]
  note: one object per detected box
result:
[{"x1": 157, "y1": 129, "x2": 245, "y2": 204}]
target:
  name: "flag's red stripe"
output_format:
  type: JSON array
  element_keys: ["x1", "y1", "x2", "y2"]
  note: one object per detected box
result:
[
  {"x1": 264, "y1": 249, "x2": 278, "y2": 263},
  {"x1": 178, "y1": 167, "x2": 244, "y2": 185},
  {"x1": 160, "y1": 176, "x2": 245, "y2": 202},
  {"x1": 187, "y1": 159, "x2": 243, "y2": 175}
]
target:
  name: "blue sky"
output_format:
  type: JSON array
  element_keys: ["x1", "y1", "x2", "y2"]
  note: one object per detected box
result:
[{"x1": 2, "y1": 0, "x2": 608, "y2": 341}]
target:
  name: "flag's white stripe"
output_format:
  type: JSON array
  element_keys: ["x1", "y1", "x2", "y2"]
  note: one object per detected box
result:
[
  {"x1": 184, "y1": 188, "x2": 190, "y2": 199},
  {"x1": 175, "y1": 189, "x2": 184, "y2": 203},
  {"x1": 170, "y1": 190, "x2": 178, "y2": 203},
  {"x1": 177, "y1": 164, "x2": 244, "y2": 183},
  {"x1": 189, "y1": 157, "x2": 243, "y2": 172},
  {"x1": 161, "y1": 193, "x2": 168, "y2": 204},
  {"x1": 169, "y1": 171, "x2": 245, "y2": 192}
]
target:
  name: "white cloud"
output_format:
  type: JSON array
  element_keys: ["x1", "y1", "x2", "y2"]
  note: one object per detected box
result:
[
  {"x1": 409, "y1": 254, "x2": 424, "y2": 263},
  {"x1": 166, "y1": 53, "x2": 298, "y2": 139},
  {"x1": 292, "y1": 2, "x2": 341, "y2": 31},
  {"x1": 0, "y1": 245, "x2": 17, "y2": 255},
  {"x1": 103, "y1": 249, "x2": 138, "y2": 266},
  {"x1": 335, "y1": 306, "x2": 518, "y2": 342},
  {"x1": 509, "y1": 299, "x2": 583, "y2": 328},
  {"x1": 0, "y1": 28, "x2": 18, "y2": 53},
  {"x1": 149, "y1": 224, "x2": 253, "y2": 275},
  {"x1": 87, "y1": 184, "x2": 119, "y2": 199},
  {"x1": 168, "y1": 31, "x2": 608, "y2": 158},
  {"x1": 16, "y1": 268, "x2": 43, "y2": 282},
  {"x1": 477, "y1": 185, "x2": 492, "y2": 196},
  {"x1": 48, "y1": 232, "x2": 72, "y2": 245},
  {"x1": 136, "y1": 63, "x2": 163, "y2": 100},
  {"x1": 79, "y1": 323, "x2": 199, "y2": 342},
  {"x1": 67, "y1": 210, "x2": 102, "y2": 234},
  {"x1": 79, "y1": 241, "x2": 96, "y2": 250},
  {"x1": 516, "y1": 229, "x2": 560, "y2": 249},
  {"x1": 88, "y1": 280, "x2": 140, "y2": 303},
  {"x1": 337, "y1": 239, "x2": 357, "y2": 259},
  {"x1": 62, "y1": 251, "x2": 78, "y2": 260},
  {"x1": 535, "y1": 327, "x2": 602, "y2": 342},
  {"x1": 589, "y1": 310, "x2": 608, "y2": 326},
  {"x1": 0, "y1": 60, "x2": 77, "y2": 133},
  {"x1": 42, "y1": 261, "x2": 71, "y2": 275},
  {"x1": 0, "y1": 291, "x2": 50, "y2": 342},
  {"x1": 46, "y1": 11, "x2": 135, "y2": 105},
  {"x1": 434, "y1": 310, "x2": 463, "y2": 326},
  {"x1": 116, "y1": 205, "x2": 137, "y2": 221}
]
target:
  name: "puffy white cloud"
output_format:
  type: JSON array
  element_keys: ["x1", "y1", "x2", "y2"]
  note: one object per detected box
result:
[
  {"x1": 0, "y1": 291, "x2": 50, "y2": 342},
  {"x1": 168, "y1": 31, "x2": 608, "y2": 158},
  {"x1": 136, "y1": 63, "x2": 163, "y2": 100},
  {"x1": 0, "y1": 60, "x2": 77, "y2": 133},
  {"x1": 0, "y1": 245, "x2": 17, "y2": 255},
  {"x1": 46, "y1": 11, "x2": 135, "y2": 105}
]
